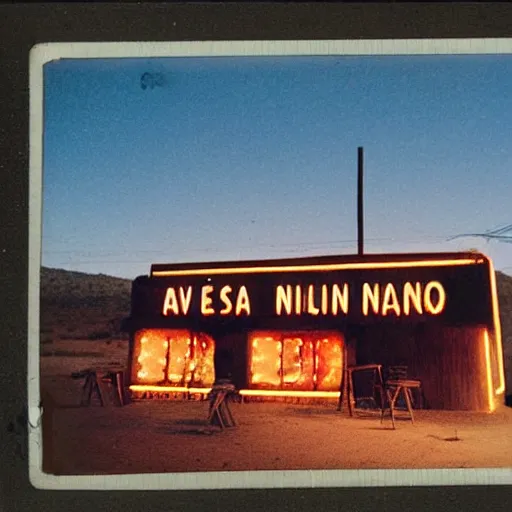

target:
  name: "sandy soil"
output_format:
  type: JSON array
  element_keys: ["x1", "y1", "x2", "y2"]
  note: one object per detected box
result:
[{"x1": 40, "y1": 339, "x2": 512, "y2": 475}]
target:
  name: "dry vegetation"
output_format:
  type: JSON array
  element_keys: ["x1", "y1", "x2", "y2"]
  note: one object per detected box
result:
[{"x1": 40, "y1": 267, "x2": 131, "y2": 344}]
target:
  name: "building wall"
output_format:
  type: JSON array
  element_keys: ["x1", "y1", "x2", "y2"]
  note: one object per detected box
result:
[
  {"x1": 356, "y1": 325, "x2": 490, "y2": 411},
  {"x1": 214, "y1": 332, "x2": 249, "y2": 389},
  {"x1": 127, "y1": 323, "x2": 493, "y2": 411}
]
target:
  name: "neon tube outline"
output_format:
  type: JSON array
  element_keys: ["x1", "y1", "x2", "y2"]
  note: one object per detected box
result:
[{"x1": 151, "y1": 258, "x2": 479, "y2": 277}]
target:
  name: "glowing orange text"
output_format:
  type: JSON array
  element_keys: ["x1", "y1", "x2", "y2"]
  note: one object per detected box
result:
[
  {"x1": 162, "y1": 281, "x2": 447, "y2": 317},
  {"x1": 275, "y1": 284, "x2": 349, "y2": 316},
  {"x1": 362, "y1": 280, "x2": 446, "y2": 317},
  {"x1": 162, "y1": 285, "x2": 251, "y2": 316}
]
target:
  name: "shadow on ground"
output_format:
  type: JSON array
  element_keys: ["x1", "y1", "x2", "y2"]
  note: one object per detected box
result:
[{"x1": 427, "y1": 434, "x2": 462, "y2": 442}]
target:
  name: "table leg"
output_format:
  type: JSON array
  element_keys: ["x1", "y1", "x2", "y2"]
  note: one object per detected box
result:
[
  {"x1": 115, "y1": 372, "x2": 124, "y2": 406},
  {"x1": 80, "y1": 375, "x2": 90, "y2": 406},
  {"x1": 347, "y1": 371, "x2": 354, "y2": 417},
  {"x1": 380, "y1": 386, "x2": 390, "y2": 424},
  {"x1": 389, "y1": 387, "x2": 402, "y2": 429},
  {"x1": 403, "y1": 387, "x2": 415, "y2": 423},
  {"x1": 381, "y1": 388, "x2": 396, "y2": 429},
  {"x1": 87, "y1": 374, "x2": 95, "y2": 406},
  {"x1": 94, "y1": 376, "x2": 104, "y2": 407},
  {"x1": 337, "y1": 369, "x2": 346, "y2": 411},
  {"x1": 224, "y1": 399, "x2": 236, "y2": 427},
  {"x1": 208, "y1": 392, "x2": 226, "y2": 428}
]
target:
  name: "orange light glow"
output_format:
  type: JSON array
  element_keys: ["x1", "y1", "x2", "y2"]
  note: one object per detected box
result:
[
  {"x1": 275, "y1": 285, "x2": 292, "y2": 315},
  {"x1": 235, "y1": 286, "x2": 251, "y2": 315},
  {"x1": 133, "y1": 329, "x2": 169, "y2": 384},
  {"x1": 484, "y1": 330, "x2": 495, "y2": 412},
  {"x1": 201, "y1": 285, "x2": 215, "y2": 315},
  {"x1": 423, "y1": 281, "x2": 446, "y2": 315},
  {"x1": 129, "y1": 385, "x2": 341, "y2": 399},
  {"x1": 219, "y1": 285, "x2": 233, "y2": 314},
  {"x1": 307, "y1": 285, "x2": 320, "y2": 315},
  {"x1": 131, "y1": 329, "x2": 215, "y2": 387},
  {"x1": 282, "y1": 338, "x2": 305, "y2": 384},
  {"x1": 162, "y1": 286, "x2": 192, "y2": 316},
  {"x1": 239, "y1": 389, "x2": 340, "y2": 398},
  {"x1": 321, "y1": 285, "x2": 328, "y2": 315},
  {"x1": 275, "y1": 284, "x2": 349, "y2": 316},
  {"x1": 166, "y1": 334, "x2": 191, "y2": 383},
  {"x1": 488, "y1": 259, "x2": 505, "y2": 395},
  {"x1": 362, "y1": 283, "x2": 379, "y2": 316},
  {"x1": 129, "y1": 385, "x2": 212, "y2": 394},
  {"x1": 250, "y1": 336, "x2": 282, "y2": 386},
  {"x1": 151, "y1": 258, "x2": 478, "y2": 277},
  {"x1": 382, "y1": 283, "x2": 400, "y2": 316},
  {"x1": 362, "y1": 281, "x2": 446, "y2": 317},
  {"x1": 403, "y1": 282, "x2": 423, "y2": 315},
  {"x1": 162, "y1": 284, "x2": 252, "y2": 317},
  {"x1": 332, "y1": 284, "x2": 349, "y2": 315},
  {"x1": 248, "y1": 331, "x2": 343, "y2": 392}
]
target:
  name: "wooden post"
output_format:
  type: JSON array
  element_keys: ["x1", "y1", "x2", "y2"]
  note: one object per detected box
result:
[
  {"x1": 357, "y1": 146, "x2": 364, "y2": 256},
  {"x1": 337, "y1": 345, "x2": 349, "y2": 412}
]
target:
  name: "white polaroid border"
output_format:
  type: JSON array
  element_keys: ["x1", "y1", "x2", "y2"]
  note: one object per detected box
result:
[{"x1": 28, "y1": 38, "x2": 512, "y2": 490}]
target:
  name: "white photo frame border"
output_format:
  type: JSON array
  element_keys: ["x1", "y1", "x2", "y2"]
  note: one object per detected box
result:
[{"x1": 28, "y1": 38, "x2": 512, "y2": 490}]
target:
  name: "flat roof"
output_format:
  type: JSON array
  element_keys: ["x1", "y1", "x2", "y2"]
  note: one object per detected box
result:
[{"x1": 149, "y1": 251, "x2": 489, "y2": 277}]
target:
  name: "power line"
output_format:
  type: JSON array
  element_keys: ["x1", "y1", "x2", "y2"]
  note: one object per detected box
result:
[
  {"x1": 448, "y1": 222, "x2": 512, "y2": 243},
  {"x1": 41, "y1": 235, "x2": 452, "y2": 257},
  {"x1": 40, "y1": 238, "x2": 378, "y2": 255}
]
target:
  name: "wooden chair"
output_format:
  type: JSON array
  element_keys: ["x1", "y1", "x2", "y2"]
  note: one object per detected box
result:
[
  {"x1": 387, "y1": 365, "x2": 408, "y2": 380},
  {"x1": 338, "y1": 364, "x2": 384, "y2": 416},
  {"x1": 380, "y1": 366, "x2": 422, "y2": 429},
  {"x1": 386, "y1": 365, "x2": 423, "y2": 410},
  {"x1": 380, "y1": 379, "x2": 422, "y2": 429}
]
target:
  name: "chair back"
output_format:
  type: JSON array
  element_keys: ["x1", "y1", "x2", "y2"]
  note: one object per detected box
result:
[
  {"x1": 349, "y1": 365, "x2": 384, "y2": 409},
  {"x1": 386, "y1": 365, "x2": 408, "y2": 382}
]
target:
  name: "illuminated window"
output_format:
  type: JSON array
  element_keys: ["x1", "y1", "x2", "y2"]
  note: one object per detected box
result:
[
  {"x1": 248, "y1": 331, "x2": 343, "y2": 391},
  {"x1": 131, "y1": 329, "x2": 215, "y2": 387},
  {"x1": 250, "y1": 336, "x2": 282, "y2": 387}
]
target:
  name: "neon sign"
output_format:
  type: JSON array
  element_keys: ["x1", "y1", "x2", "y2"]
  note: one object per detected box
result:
[
  {"x1": 161, "y1": 280, "x2": 447, "y2": 318},
  {"x1": 162, "y1": 285, "x2": 251, "y2": 316},
  {"x1": 127, "y1": 255, "x2": 494, "y2": 327}
]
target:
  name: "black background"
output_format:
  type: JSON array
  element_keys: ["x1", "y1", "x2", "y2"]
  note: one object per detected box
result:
[{"x1": 1, "y1": 2, "x2": 512, "y2": 511}]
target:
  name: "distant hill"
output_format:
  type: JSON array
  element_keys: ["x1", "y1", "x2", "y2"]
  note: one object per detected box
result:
[
  {"x1": 40, "y1": 267, "x2": 132, "y2": 342},
  {"x1": 39, "y1": 266, "x2": 512, "y2": 396},
  {"x1": 41, "y1": 267, "x2": 132, "y2": 301}
]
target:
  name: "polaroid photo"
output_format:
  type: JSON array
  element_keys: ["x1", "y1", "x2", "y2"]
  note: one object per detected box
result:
[{"x1": 28, "y1": 39, "x2": 512, "y2": 490}]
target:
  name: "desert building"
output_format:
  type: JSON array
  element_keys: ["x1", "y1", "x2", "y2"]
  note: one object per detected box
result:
[{"x1": 123, "y1": 251, "x2": 505, "y2": 412}]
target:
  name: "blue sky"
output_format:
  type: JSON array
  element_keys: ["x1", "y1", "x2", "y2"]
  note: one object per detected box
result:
[{"x1": 42, "y1": 54, "x2": 512, "y2": 279}]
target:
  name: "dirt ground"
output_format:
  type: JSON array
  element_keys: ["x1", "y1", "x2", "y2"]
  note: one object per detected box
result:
[{"x1": 40, "y1": 339, "x2": 512, "y2": 475}]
